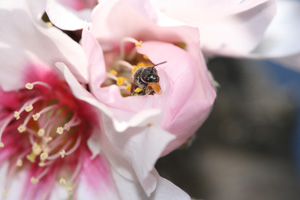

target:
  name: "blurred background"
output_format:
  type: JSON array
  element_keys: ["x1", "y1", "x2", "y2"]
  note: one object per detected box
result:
[{"x1": 156, "y1": 58, "x2": 300, "y2": 200}]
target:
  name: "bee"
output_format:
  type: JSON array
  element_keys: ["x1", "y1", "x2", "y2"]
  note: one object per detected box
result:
[{"x1": 131, "y1": 61, "x2": 167, "y2": 96}]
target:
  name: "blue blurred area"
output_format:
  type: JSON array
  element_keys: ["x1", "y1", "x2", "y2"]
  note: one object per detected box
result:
[{"x1": 265, "y1": 61, "x2": 300, "y2": 175}]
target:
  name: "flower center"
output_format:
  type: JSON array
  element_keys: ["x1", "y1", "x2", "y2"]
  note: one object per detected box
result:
[
  {"x1": 104, "y1": 37, "x2": 163, "y2": 97},
  {"x1": 0, "y1": 79, "x2": 92, "y2": 196}
]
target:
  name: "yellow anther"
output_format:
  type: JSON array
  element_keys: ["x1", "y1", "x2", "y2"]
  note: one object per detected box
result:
[
  {"x1": 143, "y1": 55, "x2": 149, "y2": 60},
  {"x1": 3, "y1": 189, "x2": 8, "y2": 195},
  {"x1": 135, "y1": 40, "x2": 142, "y2": 47},
  {"x1": 16, "y1": 159, "x2": 23, "y2": 167},
  {"x1": 134, "y1": 87, "x2": 143, "y2": 93},
  {"x1": 25, "y1": 104, "x2": 33, "y2": 112},
  {"x1": 25, "y1": 83, "x2": 34, "y2": 90},
  {"x1": 31, "y1": 177, "x2": 38, "y2": 184},
  {"x1": 0, "y1": 142, "x2": 4, "y2": 148},
  {"x1": 67, "y1": 187, "x2": 73, "y2": 194},
  {"x1": 109, "y1": 70, "x2": 118, "y2": 76},
  {"x1": 32, "y1": 143, "x2": 42, "y2": 155},
  {"x1": 14, "y1": 111, "x2": 20, "y2": 120},
  {"x1": 59, "y1": 150, "x2": 66, "y2": 158},
  {"x1": 137, "y1": 62, "x2": 146, "y2": 67},
  {"x1": 125, "y1": 84, "x2": 131, "y2": 91},
  {"x1": 45, "y1": 137, "x2": 52, "y2": 143},
  {"x1": 32, "y1": 113, "x2": 40, "y2": 121},
  {"x1": 40, "y1": 152, "x2": 48, "y2": 161},
  {"x1": 132, "y1": 65, "x2": 139, "y2": 73},
  {"x1": 37, "y1": 129, "x2": 45, "y2": 137},
  {"x1": 117, "y1": 77, "x2": 127, "y2": 86},
  {"x1": 59, "y1": 178, "x2": 66, "y2": 185},
  {"x1": 46, "y1": 22, "x2": 53, "y2": 27},
  {"x1": 26, "y1": 152, "x2": 36, "y2": 163},
  {"x1": 56, "y1": 127, "x2": 64, "y2": 135},
  {"x1": 39, "y1": 162, "x2": 46, "y2": 167},
  {"x1": 17, "y1": 125, "x2": 26, "y2": 133}
]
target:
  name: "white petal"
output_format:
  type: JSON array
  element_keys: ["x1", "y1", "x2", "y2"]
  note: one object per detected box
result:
[
  {"x1": 87, "y1": 129, "x2": 102, "y2": 160},
  {"x1": 112, "y1": 169, "x2": 191, "y2": 200},
  {"x1": 0, "y1": 1, "x2": 88, "y2": 91},
  {"x1": 46, "y1": 0, "x2": 92, "y2": 30},
  {"x1": 102, "y1": 114, "x2": 175, "y2": 196},
  {"x1": 251, "y1": 0, "x2": 300, "y2": 58}
]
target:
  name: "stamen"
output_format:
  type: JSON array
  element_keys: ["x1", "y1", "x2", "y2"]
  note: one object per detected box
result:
[
  {"x1": 17, "y1": 125, "x2": 27, "y2": 133},
  {"x1": 39, "y1": 162, "x2": 46, "y2": 167},
  {"x1": 56, "y1": 127, "x2": 64, "y2": 135},
  {"x1": 67, "y1": 187, "x2": 73, "y2": 194},
  {"x1": 59, "y1": 178, "x2": 66, "y2": 185},
  {"x1": 26, "y1": 152, "x2": 37, "y2": 163},
  {"x1": 38, "y1": 129, "x2": 45, "y2": 137},
  {"x1": 14, "y1": 111, "x2": 20, "y2": 120},
  {"x1": 45, "y1": 137, "x2": 52, "y2": 143},
  {"x1": 16, "y1": 159, "x2": 23, "y2": 167},
  {"x1": 125, "y1": 84, "x2": 131, "y2": 91},
  {"x1": 32, "y1": 113, "x2": 40, "y2": 121},
  {"x1": 25, "y1": 104, "x2": 33, "y2": 112},
  {"x1": 120, "y1": 37, "x2": 142, "y2": 59},
  {"x1": 31, "y1": 177, "x2": 38, "y2": 184},
  {"x1": 3, "y1": 189, "x2": 8, "y2": 195},
  {"x1": 32, "y1": 143, "x2": 42, "y2": 155},
  {"x1": 109, "y1": 70, "x2": 118, "y2": 76},
  {"x1": 65, "y1": 136, "x2": 82, "y2": 156},
  {"x1": 116, "y1": 60, "x2": 134, "y2": 70},
  {"x1": 117, "y1": 77, "x2": 128, "y2": 86},
  {"x1": 0, "y1": 142, "x2": 4, "y2": 148},
  {"x1": 0, "y1": 115, "x2": 14, "y2": 143},
  {"x1": 26, "y1": 81, "x2": 52, "y2": 90},
  {"x1": 40, "y1": 152, "x2": 49, "y2": 161},
  {"x1": 59, "y1": 150, "x2": 66, "y2": 158},
  {"x1": 106, "y1": 73, "x2": 117, "y2": 81}
]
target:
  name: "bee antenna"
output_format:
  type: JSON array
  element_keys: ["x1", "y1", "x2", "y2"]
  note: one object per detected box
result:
[{"x1": 152, "y1": 61, "x2": 167, "y2": 69}]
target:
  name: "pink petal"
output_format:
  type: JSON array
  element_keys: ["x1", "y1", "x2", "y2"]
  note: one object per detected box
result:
[
  {"x1": 0, "y1": 1, "x2": 88, "y2": 91},
  {"x1": 77, "y1": 153, "x2": 120, "y2": 200},
  {"x1": 137, "y1": 41, "x2": 216, "y2": 155}
]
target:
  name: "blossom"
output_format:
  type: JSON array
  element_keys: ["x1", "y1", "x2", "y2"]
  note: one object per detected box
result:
[
  {"x1": 0, "y1": 1, "x2": 193, "y2": 199},
  {"x1": 45, "y1": 0, "x2": 98, "y2": 30},
  {"x1": 89, "y1": 0, "x2": 215, "y2": 153},
  {"x1": 150, "y1": 0, "x2": 300, "y2": 70}
]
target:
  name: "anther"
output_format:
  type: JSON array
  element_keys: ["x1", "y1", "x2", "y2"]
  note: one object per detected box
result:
[
  {"x1": 109, "y1": 70, "x2": 118, "y2": 76},
  {"x1": 32, "y1": 113, "x2": 40, "y2": 121},
  {"x1": 125, "y1": 84, "x2": 131, "y2": 91},
  {"x1": 60, "y1": 150, "x2": 66, "y2": 158},
  {"x1": 59, "y1": 178, "x2": 66, "y2": 185},
  {"x1": 25, "y1": 104, "x2": 33, "y2": 112},
  {"x1": 25, "y1": 83, "x2": 34, "y2": 90},
  {"x1": 17, "y1": 125, "x2": 26, "y2": 133},
  {"x1": 3, "y1": 189, "x2": 8, "y2": 195},
  {"x1": 14, "y1": 111, "x2": 20, "y2": 120},
  {"x1": 135, "y1": 40, "x2": 142, "y2": 47},
  {"x1": 32, "y1": 143, "x2": 42, "y2": 155},
  {"x1": 0, "y1": 142, "x2": 4, "y2": 148},
  {"x1": 16, "y1": 159, "x2": 23, "y2": 167},
  {"x1": 40, "y1": 152, "x2": 49, "y2": 161},
  {"x1": 26, "y1": 152, "x2": 36, "y2": 163},
  {"x1": 45, "y1": 137, "x2": 52, "y2": 143},
  {"x1": 67, "y1": 187, "x2": 73, "y2": 194},
  {"x1": 31, "y1": 177, "x2": 38, "y2": 184},
  {"x1": 117, "y1": 77, "x2": 127, "y2": 86},
  {"x1": 39, "y1": 162, "x2": 46, "y2": 167},
  {"x1": 56, "y1": 127, "x2": 64, "y2": 135},
  {"x1": 37, "y1": 129, "x2": 45, "y2": 137}
]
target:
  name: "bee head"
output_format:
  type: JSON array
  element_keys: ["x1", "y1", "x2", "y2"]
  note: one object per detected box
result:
[{"x1": 140, "y1": 61, "x2": 166, "y2": 83}]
